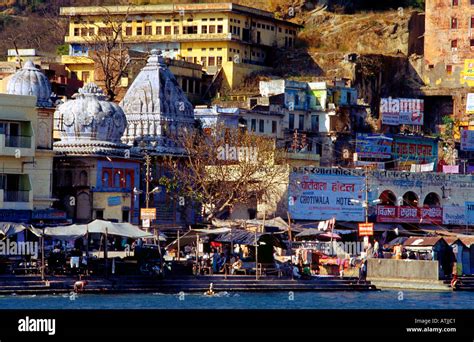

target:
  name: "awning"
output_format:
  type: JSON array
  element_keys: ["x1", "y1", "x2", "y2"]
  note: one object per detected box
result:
[
  {"x1": 30, "y1": 220, "x2": 153, "y2": 240},
  {"x1": 165, "y1": 228, "x2": 231, "y2": 250},
  {"x1": 212, "y1": 217, "x2": 289, "y2": 232},
  {"x1": 0, "y1": 222, "x2": 30, "y2": 237}
]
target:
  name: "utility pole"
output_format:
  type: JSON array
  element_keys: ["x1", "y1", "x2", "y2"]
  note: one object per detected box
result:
[
  {"x1": 364, "y1": 165, "x2": 369, "y2": 224},
  {"x1": 145, "y1": 153, "x2": 152, "y2": 209}
]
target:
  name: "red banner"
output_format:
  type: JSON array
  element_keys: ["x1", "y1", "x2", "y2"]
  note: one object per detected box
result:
[{"x1": 376, "y1": 205, "x2": 443, "y2": 224}]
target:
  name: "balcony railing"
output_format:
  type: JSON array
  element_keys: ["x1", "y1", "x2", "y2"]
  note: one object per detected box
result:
[
  {"x1": 4, "y1": 190, "x2": 29, "y2": 202},
  {"x1": 5, "y1": 135, "x2": 32, "y2": 148}
]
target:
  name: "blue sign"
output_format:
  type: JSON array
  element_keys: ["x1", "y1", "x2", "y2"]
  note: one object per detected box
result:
[
  {"x1": 0, "y1": 210, "x2": 31, "y2": 222},
  {"x1": 466, "y1": 202, "x2": 474, "y2": 225},
  {"x1": 289, "y1": 170, "x2": 365, "y2": 222},
  {"x1": 356, "y1": 133, "x2": 392, "y2": 159},
  {"x1": 31, "y1": 209, "x2": 67, "y2": 220},
  {"x1": 108, "y1": 196, "x2": 122, "y2": 207}
]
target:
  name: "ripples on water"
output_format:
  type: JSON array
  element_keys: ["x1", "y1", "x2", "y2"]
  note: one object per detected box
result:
[{"x1": 0, "y1": 291, "x2": 473, "y2": 310}]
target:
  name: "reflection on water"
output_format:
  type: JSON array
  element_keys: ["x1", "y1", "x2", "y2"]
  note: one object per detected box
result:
[{"x1": 0, "y1": 291, "x2": 473, "y2": 310}]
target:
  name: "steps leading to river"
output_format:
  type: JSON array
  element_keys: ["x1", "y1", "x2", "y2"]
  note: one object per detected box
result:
[{"x1": 0, "y1": 275, "x2": 377, "y2": 294}]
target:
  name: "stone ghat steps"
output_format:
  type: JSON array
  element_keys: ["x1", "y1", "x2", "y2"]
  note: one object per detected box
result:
[{"x1": 0, "y1": 275, "x2": 377, "y2": 294}]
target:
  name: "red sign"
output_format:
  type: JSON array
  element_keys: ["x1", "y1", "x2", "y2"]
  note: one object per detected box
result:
[
  {"x1": 358, "y1": 223, "x2": 374, "y2": 236},
  {"x1": 376, "y1": 205, "x2": 443, "y2": 224}
]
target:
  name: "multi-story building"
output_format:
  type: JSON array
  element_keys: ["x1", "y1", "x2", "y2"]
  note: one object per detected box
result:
[
  {"x1": 0, "y1": 61, "x2": 58, "y2": 223},
  {"x1": 59, "y1": 3, "x2": 301, "y2": 92}
]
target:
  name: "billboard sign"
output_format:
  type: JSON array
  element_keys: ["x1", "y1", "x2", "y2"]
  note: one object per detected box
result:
[
  {"x1": 355, "y1": 134, "x2": 392, "y2": 159},
  {"x1": 466, "y1": 202, "x2": 474, "y2": 225},
  {"x1": 461, "y1": 130, "x2": 474, "y2": 151},
  {"x1": 466, "y1": 93, "x2": 474, "y2": 114},
  {"x1": 392, "y1": 135, "x2": 438, "y2": 163},
  {"x1": 140, "y1": 208, "x2": 156, "y2": 220},
  {"x1": 380, "y1": 97, "x2": 424, "y2": 126},
  {"x1": 289, "y1": 170, "x2": 365, "y2": 222},
  {"x1": 443, "y1": 206, "x2": 466, "y2": 225},
  {"x1": 376, "y1": 205, "x2": 443, "y2": 224}
]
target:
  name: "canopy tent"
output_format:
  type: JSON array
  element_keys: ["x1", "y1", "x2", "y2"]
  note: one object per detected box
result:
[
  {"x1": 165, "y1": 228, "x2": 231, "y2": 250},
  {"x1": 212, "y1": 217, "x2": 289, "y2": 232},
  {"x1": 30, "y1": 220, "x2": 153, "y2": 240},
  {"x1": 0, "y1": 222, "x2": 30, "y2": 237},
  {"x1": 215, "y1": 228, "x2": 286, "y2": 248}
]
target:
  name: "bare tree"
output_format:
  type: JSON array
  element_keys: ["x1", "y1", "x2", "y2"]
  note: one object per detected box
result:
[
  {"x1": 159, "y1": 124, "x2": 289, "y2": 222},
  {"x1": 77, "y1": 4, "x2": 133, "y2": 101}
]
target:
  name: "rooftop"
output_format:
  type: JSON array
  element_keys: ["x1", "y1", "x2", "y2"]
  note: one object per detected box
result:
[{"x1": 60, "y1": 3, "x2": 302, "y2": 28}]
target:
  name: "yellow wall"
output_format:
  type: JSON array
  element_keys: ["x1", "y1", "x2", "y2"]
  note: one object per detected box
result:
[
  {"x1": 61, "y1": 55, "x2": 95, "y2": 82},
  {"x1": 93, "y1": 191, "x2": 133, "y2": 222}
]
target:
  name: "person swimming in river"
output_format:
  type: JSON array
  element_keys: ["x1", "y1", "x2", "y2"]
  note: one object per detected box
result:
[{"x1": 205, "y1": 283, "x2": 215, "y2": 296}]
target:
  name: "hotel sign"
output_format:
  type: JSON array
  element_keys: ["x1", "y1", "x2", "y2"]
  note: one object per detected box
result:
[
  {"x1": 376, "y1": 205, "x2": 443, "y2": 224},
  {"x1": 289, "y1": 171, "x2": 365, "y2": 222}
]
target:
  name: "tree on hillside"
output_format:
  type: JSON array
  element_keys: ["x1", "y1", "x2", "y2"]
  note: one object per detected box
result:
[{"x1": 158, "y1": 125, "x2": 288, "y2": 222}]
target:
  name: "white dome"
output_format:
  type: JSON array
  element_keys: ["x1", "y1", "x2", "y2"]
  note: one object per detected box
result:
[
  {"x1": 54, "y1": 83, "x2": 128, "y2": 156},
  {"x1": 7, "y1": 60, "x2": 52, "y2": 107}
]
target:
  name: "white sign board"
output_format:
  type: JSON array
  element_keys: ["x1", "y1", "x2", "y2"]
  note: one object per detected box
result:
[{"x1": 380, "y1": 97, "x2": 424, "y2": 126}]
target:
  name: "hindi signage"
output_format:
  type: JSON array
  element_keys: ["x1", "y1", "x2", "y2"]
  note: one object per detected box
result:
[
  {"x1": 376, "y1": 205, "x2": 443, "y2": 224},
  {"x1": 140, "y1": 208, "x2": 156, "y2": 220},
  {"x1": 461, "y1": 130, "x2": 474, "y2": 151},
  {"x1": 289, "y1": 171, "x2": 365, "y2": 221},
  {"x1": 358, "y1": 223, "x2": 374, "y2": 236}
]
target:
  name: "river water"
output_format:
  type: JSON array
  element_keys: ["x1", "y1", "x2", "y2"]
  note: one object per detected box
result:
[{"x1": 1, "y1": 290, "x2": 473, "y2": 309}]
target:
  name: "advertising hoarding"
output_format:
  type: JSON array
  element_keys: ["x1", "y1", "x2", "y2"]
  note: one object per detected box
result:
[
  {"x1": 380, "y1": 97, "x2": 424, "y2": 126},
  {"x1": 289, "y1": 171, "x2": 365, "y2": 222}
]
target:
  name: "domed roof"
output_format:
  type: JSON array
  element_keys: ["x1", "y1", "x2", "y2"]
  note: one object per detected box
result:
[
  {"x1": 120, "y1": 49, "x2": 195, "y2": 153},
  {"x1": 7, "y1": 60, "x2": 52, "y2": 107},
  {"x1": 54, "y1": 83, "x2": 129, "y2": 156}
]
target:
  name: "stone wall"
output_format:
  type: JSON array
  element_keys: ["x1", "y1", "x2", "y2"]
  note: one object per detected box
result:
[{"x1": 368, "y1": 258, "x2": 440, "y2": 281}]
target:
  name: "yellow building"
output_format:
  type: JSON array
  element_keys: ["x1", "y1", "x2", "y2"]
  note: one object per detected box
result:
[{"x1": 60, "y1": 2, "x2": 301, "y2": 90}]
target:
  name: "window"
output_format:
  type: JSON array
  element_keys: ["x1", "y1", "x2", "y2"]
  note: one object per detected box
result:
[
  {"x1": 272, "y1": 121, "x2": 277, "y2": 134},
  {"x1": 95, "y1": 210, "x2": 104, "y2": 220},
  {"x1": 209, "y1": 25, "x2": 216, "y2": 34},
  {"x1": 182, "y1": 79, "x2": 188, "y2": 92},
  {"x1": 156, "y1": 26, "x2": 162, "y2": 35},
  {"x1": 217, "y1": 25, "x2": 223, "y2": 33},
  {"x1": 451, "y1": 39, "x2": 458, "y2": 49},
  {"x1": 311, "y1": 115, "x2": 319, "y2": 132},
  {"x1": 174, "y1": 26, "x2": 179, "y2": 34},
  {"x1": 250, "y1": 119, "x2": 257, "y2": 132},
  {"x1": 201, "y1": 56, "x2": 207, "y2": 67},
  {"x1": 446, "y1": 64, "x2": 453, "y2": 74},
  {"x1": 126, "y1": 26, "x2": 132, "y2": 36},
  {"x1": 201, "y1": 25, "x2": 208, "y2": 34},
  {"x1": 183, "y1": 26, "x2": 198, "y2": 34},
  {"x1": 299, "y1": 115, "x2": 305, "y2": 130},
  {"x1": 88, "y1": 27, "x2": 95, "y2": 36},
  {"x1": 74, "y1": 27, "x2": 80, "y2": 36},
  {"x1": 164, "y1": 26, "x2": 171, "y2": 35},
  {"x1": 80, "y1": 28, "x2": 88, "y2": 36},
  {"x1": 208, "y1": 56, "x2": 216, "y2": 66},
  {"x1": 259, "y1": 119, "x2": 264, "y2": 133},
  {"x1": 136, "y1": 26, "x2": 143, "y2": 35},
  {"x1": 289, "y1": 114, "x2": 295, "y2": 130},
  {"x1": 145, "y1": 25, "x2": 152, "y2": 35},
  {"x1": 122, "y1": 210, "x2": 130, "y2": 223},
  {"x1": 217, "y1": 56, "x2": 222, "y2": 65},
  {"x1": 451, "y1": 17, "x2": 458, "y2": 29}
]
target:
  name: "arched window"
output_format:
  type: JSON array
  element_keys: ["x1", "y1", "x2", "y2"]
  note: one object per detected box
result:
[
  {"x1": 403, "y1": 191, "x2": 419, "y2": 207},
  {"x1": 79, "y1": 170, "x2": 88, "y2": 186},
  {"x1": 102, "y1": 170, "x2": 111, "y2": 187},
  {"x1": 64, "y1": 171, "x2": 72, "y2": 187},
  {"x1": 379, "y1": 190, "x2": 397, "y2": 206},
  {"x1": 126, "y1": 173, "x2": 132, "y2": 189},
  {"x1": 424, "y1": 192, "x2": 441, "y2": 207},
  {"x1": 114, "y1": 171, "x2": 121, "y2": 188}
]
